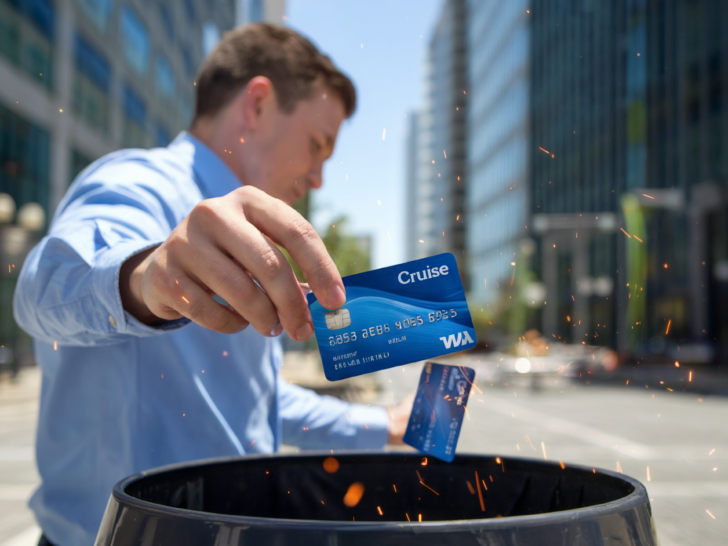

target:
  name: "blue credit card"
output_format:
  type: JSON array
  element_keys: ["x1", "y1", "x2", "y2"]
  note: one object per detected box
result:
[
  {"x1": 403, "y1": 362, "x2": 476, "y2": 462},
  {"x1": 306, "y1": 253, "x2": 477, "y2": 381}
]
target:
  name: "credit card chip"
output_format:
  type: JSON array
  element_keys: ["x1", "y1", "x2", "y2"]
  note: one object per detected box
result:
[{"x1": 325, "y1": 308, "x2": 351, "y2": 330}]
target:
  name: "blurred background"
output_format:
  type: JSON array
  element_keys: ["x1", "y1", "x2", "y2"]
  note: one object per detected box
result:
[{"x1": 0, "y1": 0, "x2": 727, "y2": 545}]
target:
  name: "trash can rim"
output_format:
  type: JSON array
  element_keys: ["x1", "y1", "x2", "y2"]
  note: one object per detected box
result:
[{"x1": 112, "y1": 451, "x2": 650, "y2": 532}]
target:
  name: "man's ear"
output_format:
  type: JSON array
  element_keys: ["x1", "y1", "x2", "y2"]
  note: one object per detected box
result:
[{"x1": 242, "y1": 76, "x2": 275, "y2": 130}]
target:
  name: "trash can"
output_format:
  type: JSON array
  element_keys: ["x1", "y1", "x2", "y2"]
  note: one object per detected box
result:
[{"x1": 95, "y1": 452, "x2": 658, "y2": 546}]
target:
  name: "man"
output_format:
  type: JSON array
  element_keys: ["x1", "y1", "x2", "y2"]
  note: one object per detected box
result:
[{"x1": 14, "y1": 24, "x2": 410, "y2": 546}]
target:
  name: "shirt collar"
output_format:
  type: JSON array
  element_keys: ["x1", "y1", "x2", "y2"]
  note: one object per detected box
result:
[{"x1": 169, "y1": 132, "x2": 242, "y2": 199}]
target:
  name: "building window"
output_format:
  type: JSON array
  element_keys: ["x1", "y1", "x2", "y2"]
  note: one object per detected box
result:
[
  {"x1": 69, "y1": 149, "x2": 94, "y2": 185},
  {"x1": 181, "y1": 46, "x2": 195, "y2": 79},
  {"x1": 202, "y1": 20, "x2": 220, "y2": 57},
  {"x1": 73, "y1": 33, "x2": 110, "y2": 134},
  {"x1": 0, "y1": 101, "x2": 50, "y2": 216},
  {"x1": 0, "y1": 0, "x2": 54, "y2": 90},
  {"x1": 75, "y1": 0, "x2": 112, "y2": 31},
  {"x1": 183, "y1": 0, "x2": 195, "y2": 23},
  {"x1": 122, "y1": 85, "x2": 148, "y2": 148},
  {"x1": 158, "y1": 3, "x2": 174, "y2": 41},
  {"x1": 154, "y1": 54, "x2": 175, "y2": 100},
  {"x1": 155, "y1": 123, "x2": 170, "y2": 147},
  {"x1": 120, "y1": 5, "x2": 150, "y2": 77}
]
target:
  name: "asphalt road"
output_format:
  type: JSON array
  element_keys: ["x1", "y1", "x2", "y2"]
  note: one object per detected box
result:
[
  {"x1": 375, "y1": 360, "x2": 728, "y2": 546},
  {"x1": 1, "y1": 362, "x2": 726, "y2": 546}
]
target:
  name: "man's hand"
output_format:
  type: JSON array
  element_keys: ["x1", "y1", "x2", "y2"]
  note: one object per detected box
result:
[
  {"x1": 119, "y1": 186, "x2": 346, "y2": 340},
  {"x1": 386, "y1": 393, "x2": 415, "y2": 445}
]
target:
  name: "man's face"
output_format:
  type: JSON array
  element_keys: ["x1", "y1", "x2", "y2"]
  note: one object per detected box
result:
[{"x1": 243, "y1": 86, "x2": 346, "y2": 206}]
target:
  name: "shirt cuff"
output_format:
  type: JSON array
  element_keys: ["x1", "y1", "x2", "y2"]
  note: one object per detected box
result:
[
  {"x1": 345, "y1": 404, "x2": 390, "y2": 450},
  {"x1": 92, "y1": 239, "x2": 191, "y2": 337}
]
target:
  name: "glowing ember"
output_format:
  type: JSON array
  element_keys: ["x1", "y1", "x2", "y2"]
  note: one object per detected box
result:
[
  {"x1": 343, "y1": 482, "x2": 365, "y2": 507},
  {"x1": 377, "y1": 506, "x2": 383, "y2": 516},
  {"x1": 323, "y1": 457, "x2": 339, "y2": 474},
  {"x1": 642, "y1": 194, "x2": 655, "y2": 199},
  {"x1": 706, "y1": 509, "x2": 716, "y2": 520},
  {"x1": 53, "y1": 341, "x2": 57, "y2": 351},
  {"x1": 466, "y1": 480, "x2": 475, "y2": 494},
  {"x1": 475, "y1": 471, "x2": 485, "y2": 512},
  {"x1": 538, "y1": 146, "x2": 550, "y2": 154},
  {"x1": 181, "y1": 296, "x2": 190, "y2": 304},
  {"x1": 421, "y1": 457, "x2": 428, "y2": 466},
  {"x1": 646, "y1": 466, "x2": 651, "y2": 481},
  {"x1": 541, "y1": 442, "x2": 547, "y2": 460},
  {"x1": 620, "y1": 228, "x2": 632, "y2": 238}
]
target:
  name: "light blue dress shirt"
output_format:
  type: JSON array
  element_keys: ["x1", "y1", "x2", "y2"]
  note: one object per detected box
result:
[{"x1": 13, "y1": 133, "x2": 389, "y2": 546}]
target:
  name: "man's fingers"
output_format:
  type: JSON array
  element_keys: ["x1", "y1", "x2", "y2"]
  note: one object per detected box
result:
[
  {"x1": 238, "y1": 187, "x2": 346, "y2": 310},
  {"x1": 154, "y1": 276, "x2": 249, "y2": 334},
  {"x1": 213, "y1": 223, "x2": 313, "y2": 340}
]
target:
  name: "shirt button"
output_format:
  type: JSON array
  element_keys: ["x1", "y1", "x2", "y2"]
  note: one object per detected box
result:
[{"x1": 109, "y1": 315, "x2": 117, "y2": 328}]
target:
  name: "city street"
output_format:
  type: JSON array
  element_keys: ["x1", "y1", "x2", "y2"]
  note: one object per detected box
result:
[
  {"x1": 1, "y1": 362, "x2": 727, "y2": 545},
  {"x1": 376, "y1": 360, "x2": 728, "y2": 546}
]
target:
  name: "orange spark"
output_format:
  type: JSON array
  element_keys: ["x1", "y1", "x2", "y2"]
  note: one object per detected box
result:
[
  {"x1": 475, "y1": 471, "x2": 485, "y2": 512},
  {"x1": 539, "y1": 146, "x2": 550, "y2": 154},
  {"x1": 421, "y1": 457, "x2": 428, "y2": 466},
  {"x1": 666, "y1": 320, "x2": 671, "y2": 335},
  {"x1": 642, "y1": 193, "x2": 655, "y2": 199},
  {"x1": 406, "y1": 513, "x2": 410, "y2": 522},
  {"x1": 675, "y1": 361, "x2": 679, "y2": 368},
  {"x1": 393, "y1": 484, "x2": 397, "y2": 493},
  {"x1": 633, "y1": 235, "x2": 643, "y2": 242},
  {"x1": 416, "y1": 470, "x2": 440, "y2": 496},
  {"x1": 443, "y1": 150, "x2": 447, "y2": 159},
  {"x1": 466, "y1": 480, "x2": 475, "y2": 494},
  {"x1": 53, "y1": 341, "x2": 57, "y2": 351},
  {"x1": 620, "y1": 228, "x2": 632, "y2": 238},
  {"x1": 560, "y1": 461, "x2": 565, "y2": 469},
  {"x1": 464, "y1": 405, "x2": 470, "y2": 420},
  {"x1": 323, "y1": 457, "x2": 340, "y2": 473},
  {"x1": 181, "y1": 296, "x2": 190, "y2": 304},
  {"x1": 343, "y1": 483, "x2": 365, "y2": 507},
  {"x1": 240, "y1": 137, "x2": 245, "y2": 143},
  {"x1": 377, "y1": 506, "x2": 383, "y2": 516},
  {"x1": 248, "y1": 440, "x2": 256, "y2": 449},
  {"x1": 706, "y1": 509, "x2": 715, "y2": 519},
  {"x1": 419, "y1": 514, "x2": 422, "y2": 522},
  {"x1": 689, "y1": 371, "x2": 693, "y2": 382},
  {"x1": 482, "y1": 479, "x2": 488, "y2": 490},
  {"x1": 646, "y1": 466, "x2": 651, "y2": 481},
  {"x1": 541, "y1": 441, "x2": 548, "y2": 460}
]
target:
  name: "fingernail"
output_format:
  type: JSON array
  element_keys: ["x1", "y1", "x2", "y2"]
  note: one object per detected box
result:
[
  {"x1": 328, "y1": 285, "x2": 346, "y2": 306},
  {"x1": 296, "y1": 322, "x2": 313, "y2": 341},
  {"x1": 271, "y1": 323, "x2": 283, "y2": 337}
]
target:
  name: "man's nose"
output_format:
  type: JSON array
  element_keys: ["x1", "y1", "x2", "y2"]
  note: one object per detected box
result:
[{"x1": 307, "y1": 164, "x2": 323, "y2": 190}]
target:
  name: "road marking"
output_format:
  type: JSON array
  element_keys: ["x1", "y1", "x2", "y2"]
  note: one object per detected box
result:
[
  {"x1": 647, "y1": 481, "x2": 728, "y2": 498},
  {"x1": 0, "y1": 526, "x2": 40, "y2": 546},
  {"x1": 0, "y1": 484, "x2": 36, "y2": 502},
  {"x1": 0, "y1": 447, "x2": 33, "y2": 462},
  {"x1": 480, "y1": 398, "x2": 655, "y2": 459}
]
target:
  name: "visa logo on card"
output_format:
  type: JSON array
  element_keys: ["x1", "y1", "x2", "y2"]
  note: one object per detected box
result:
[
  {"x1": 403, "y1": 362, "x2": 476, "y2": 462},
  {"x1": 306, "y1": 253, "x2": 477, "y2": 381}
]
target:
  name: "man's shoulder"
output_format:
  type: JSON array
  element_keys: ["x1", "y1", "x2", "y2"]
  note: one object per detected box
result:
[{"x1": 82, "y1": 146, "x2": 194, "y2": 184}]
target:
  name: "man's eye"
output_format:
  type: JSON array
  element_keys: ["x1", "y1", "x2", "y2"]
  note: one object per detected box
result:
[{"x1": 310, "y1": 138, "x2": 322, "y2": 154}]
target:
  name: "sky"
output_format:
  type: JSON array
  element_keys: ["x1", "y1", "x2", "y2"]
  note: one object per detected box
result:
[{"x1": 286, "y1": 0, "x2": 443, "y2": 268}]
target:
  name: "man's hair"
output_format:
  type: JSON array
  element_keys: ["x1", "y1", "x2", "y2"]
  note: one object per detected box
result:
[{"x1": 193, "y1": 23, "x2": 356, "y2": 123}]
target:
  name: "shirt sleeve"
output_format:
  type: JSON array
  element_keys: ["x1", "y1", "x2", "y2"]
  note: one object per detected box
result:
[
  {"x1": 13, "y1": 157, "x2": 193, "y2": 347},
  {"x1": 278, "y1": 379, "x2": 390, "y2": 451}
]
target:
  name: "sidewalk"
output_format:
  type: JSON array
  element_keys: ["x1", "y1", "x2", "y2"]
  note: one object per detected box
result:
[{"x1": 0, "y1": 367, "x2": 41, "y2": 546}]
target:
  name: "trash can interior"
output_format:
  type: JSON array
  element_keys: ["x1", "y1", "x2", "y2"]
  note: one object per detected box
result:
[{"x1": 124, "y1": 453, "x2": 635, "y2": 522}]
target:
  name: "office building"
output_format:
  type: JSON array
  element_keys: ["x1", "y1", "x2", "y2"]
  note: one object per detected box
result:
[
  {"x1": 466, "y1": 0, "x2": 728, "y2": 362},
  {"x1": 405, "y1": 0, "x2": 467, "y2": 274},
  {"x1": 466, "y1": 0, "x2": 530, "y2": 303}
]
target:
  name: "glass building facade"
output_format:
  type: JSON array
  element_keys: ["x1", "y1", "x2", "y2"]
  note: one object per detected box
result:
[
  {"x1": 466, "y1": 0, "x2": 530, "y2": 303},
  {"x1": 404, "y1": 0, "x2": 467, "y2": 276},
  {"x1": 0, "y1": 0, "x2": 237, "y2": 370},
  {"x1": 463, "y1": 0, "x2": 728, "y2": 362}
]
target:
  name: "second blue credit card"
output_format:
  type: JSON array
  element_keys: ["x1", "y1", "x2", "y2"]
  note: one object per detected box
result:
[
  {"x1": 403, "y1": 362, "x2": 476, "y2": 462},
  {"x1": 306, "y1": 253, "x2": 476, "y2": 381}
]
